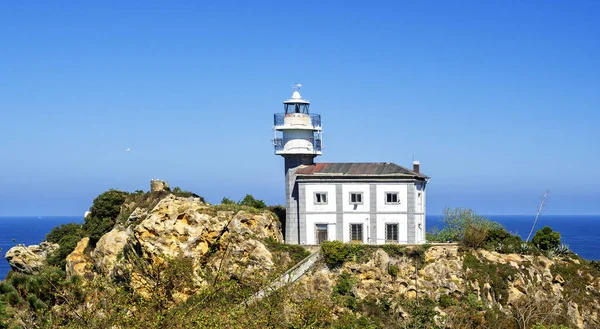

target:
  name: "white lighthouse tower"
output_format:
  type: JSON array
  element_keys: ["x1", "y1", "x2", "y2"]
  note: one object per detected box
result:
[
  {"x1": 273, "y1": 84, "x2": 323, "y2": 172},
  {"x1": 273, "y1": 85, "x2": 322, "y2": 243}
]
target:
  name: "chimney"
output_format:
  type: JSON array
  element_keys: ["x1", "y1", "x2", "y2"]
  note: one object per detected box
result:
[{"x1": 413, "y1": 160, "x2": 420, "y2": 174}]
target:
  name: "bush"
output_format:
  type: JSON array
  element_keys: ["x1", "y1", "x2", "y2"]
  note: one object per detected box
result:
[
  {"x1": 0, "y1": 299, "x2": 9, "y2": 329},
  {"x1": 171, "y1": 186, "x2": 197, "y2": 199},
  {"x1": 388, "y1": 264, "x2": 399, "y2": 278},
  {"x1": 46, "y1": 223, "x2": 83, "y2": 244},
  {"x1": 221, "y1": 197, "x2": 236, "y2": 205},
  {"x1": 46, "y1": 234, "x2": 83, "y2": 269},
  {"x1": 463, "y1": 222, "x2": 489, "y2": 248},
  {"x1": 485, "y1": 228, "x2": 523, "y2": 253},
  {"x1": 239, "y1": 194, "x2": 267, "y2": 209},
  {"x1": 263, "y1": 237, "x2": 310, "y2": 268},
  {"x1": 462, "y1": 252, "x2": 517, "y2": 305},
  {"x1": 427, "y1": 207, "x2": 502, "y2": 244},
  {"x1": 438, "y1": 293, "x2": 456, "y2": 308},
  {"x1": 83, "y1": 189, "x2": 128, "y2": 246},
  {"x1": 532, "y1": 226, "x2": 561, "y2": 251}
]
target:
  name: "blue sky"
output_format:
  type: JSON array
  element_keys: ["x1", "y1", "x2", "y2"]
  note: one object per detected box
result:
[{"x1": 0, "y1": 1, "x2": 599, "y2": 216}]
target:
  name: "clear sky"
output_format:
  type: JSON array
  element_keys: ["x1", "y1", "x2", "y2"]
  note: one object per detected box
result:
[{"x1": 1, "y1": 1, "x2": 599, "y2": 216}]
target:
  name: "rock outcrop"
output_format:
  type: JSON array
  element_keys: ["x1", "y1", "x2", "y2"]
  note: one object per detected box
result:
[
  {"x1": 5, "y1": 241, "x2": 58, "y2": 274},
  {"x1": 65, "y1": 237, "x2": 94, "y2": 280},
  {"x1": 297, "y1": 245, "x2": 600, "y2": 328}
]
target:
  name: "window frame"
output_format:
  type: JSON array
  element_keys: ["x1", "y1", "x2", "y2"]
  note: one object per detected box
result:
[
  {"x1": 349, "y1": 192, "x2": 363, "y2": 205},
  {"x1": 350, "y1": 223, "x2": 364, "y2": 242},
  {"x1": 314, "y1": 192, "x2": 328, "y2": 205},
  {"x1": 385, "y1": 223, "x2": 399, "y2": 243},
  {"x1": 385, "y1": 192, "x2": 400, "y2": 205}
]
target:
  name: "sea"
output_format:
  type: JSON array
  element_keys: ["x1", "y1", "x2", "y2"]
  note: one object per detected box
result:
[{"x1": 1, "y1": 215, "x2": 599, "y2": 280}]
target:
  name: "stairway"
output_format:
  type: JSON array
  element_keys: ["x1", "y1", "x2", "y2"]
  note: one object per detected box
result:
[{"x1": 242, "y1": 250, "x2": 321, "y2": 306}]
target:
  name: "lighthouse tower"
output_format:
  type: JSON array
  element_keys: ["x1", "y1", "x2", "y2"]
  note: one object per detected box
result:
[
  {"x1": 273, "y1": 85, "x2": 322, "y2": 172},
  {"x1": 273, "y1": 85, "x2": 322, "y2": 244}
]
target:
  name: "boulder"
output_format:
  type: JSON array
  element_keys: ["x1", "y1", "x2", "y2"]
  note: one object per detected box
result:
[
  {"x1": 5, "y1": 241, "x2": 59, "y2": 274},
  {"x1": 131, "y1": 195, "x2": 282, "y2": 283},
  {"x1": 92, "y1": 225, "x2": 132, "y2": 276},
  {"x1": 65, "y1": 237, "x2": 95, "y2": 279}
]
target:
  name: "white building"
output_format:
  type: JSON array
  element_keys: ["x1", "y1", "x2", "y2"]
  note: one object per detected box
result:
[{"x1": 273, "y1": 87, "x2": 429, "y2": 245}]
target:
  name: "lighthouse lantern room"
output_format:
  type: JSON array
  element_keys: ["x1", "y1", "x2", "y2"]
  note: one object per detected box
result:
[{"x1": 273, "y1": 85, "x2": 322, "y2": 172}]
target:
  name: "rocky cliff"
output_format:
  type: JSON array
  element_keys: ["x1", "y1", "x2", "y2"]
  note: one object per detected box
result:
[{"x1": 3, "y1": 187, "x2": 600, "y2": 329}]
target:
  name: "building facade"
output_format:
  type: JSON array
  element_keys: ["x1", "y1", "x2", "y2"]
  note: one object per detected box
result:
[{"x1": 273, "y1": 87, "x2": 429, "y2": 245}]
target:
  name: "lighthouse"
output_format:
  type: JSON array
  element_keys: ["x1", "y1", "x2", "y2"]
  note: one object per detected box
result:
[
  {"x1": 274, "y1": 85, "x2": 429, "y2": 245},
  {"x1": 273, "y1": 84, "x2": 323, "y2": 172},
  {"x1": 273, "y1": 85, "x2": 323, "y2": 243}
]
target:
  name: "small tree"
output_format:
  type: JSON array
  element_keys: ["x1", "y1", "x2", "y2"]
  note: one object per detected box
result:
[
  {"x1": 221, "y1": 197, "x2": 237, "y2": 205},
  {"x1": 83, "y1": 189, "x2": 128, "y2": 246},
  {"x1": 239, "y1": 194, "x2": 267, "y2": 209},
  {"x1": 532, "y1": 226, "x2": 560, "y2": 251},
  {"x1": 429, "y1": 207, "x2": 501, "y2": 243}
]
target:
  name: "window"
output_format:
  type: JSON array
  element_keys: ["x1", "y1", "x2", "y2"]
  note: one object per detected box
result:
[
  {"x1": 314, "y1": 192, "x2": 328, "y2": 205},
  {"x1": 350, "y1": 224, "x2": 363, "y2": 242},
  {"x1": 385, "y1": 192, "x2": 399, "y2": 204},
  {"x1": 349, "y1": 192, "x2": 363, "y2": 205},
  {"x1": 385, "y1": 224, "x2": 399, "y2": 242},
  {"x1": 418, "y1": 192, "x2": 422, "y2": 205}
]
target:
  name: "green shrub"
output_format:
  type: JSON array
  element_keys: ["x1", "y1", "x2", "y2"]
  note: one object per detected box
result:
[
  {"x1": 171, "y1": 186, "x2": 203, "y2": 200},
  {"x1": 321, "y1": 241, "x2": 350, "y2": 269},
  {"x1": 46, "y1": 223, "x2": 83, "y2": 244},
  {"x1": 0, "y1": 299, "x2": 8, "y2": 329},
  {"x1": 532, "y1": 226, "x2": 561, "y2": 251},
  {"x1": 263, "y1": 237, "x2": 310, "y2": 268},
  {"x1": 485, "y1": 228, "x2": 523, "y2": 253},
  {"x1": 427, "y1": 207, "x2": 502, "y2": 244},
  {"x1": 333, "y1": 272, "x2": 357, "y2": 296},
  {"x1": 462, "y1": 252, "x2": 517, "y2": 305},
  {"x1": 221, "y1": 197, "x2": 236, "y2": 205},
  {"x1": 387, "y1": 264, "x2": 399, "y2": 278},
  {"x1": 439, "y1": 293, "x2": 456, "y2": 308},
  {"x1": 83, "y1": 189, "x2": 128, "y2": 246},
  {"x1": 463, "y1": 222, "x2": 489, "y2": 248},
  {"x1": 46, "y1": 233, "x2": 82, "y2": 269},
  {"x1": 239, "y1": 194, "x2": 267, "y2": 209},
  {"x1": 45, "y1": 223, "x2": 85, "y2": 269}
]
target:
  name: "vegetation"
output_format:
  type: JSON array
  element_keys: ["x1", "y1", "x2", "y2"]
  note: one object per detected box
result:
[
  {"x1": 263, "y1": 237, "x2": 310, "y2": 271},
  {"x1": 462, "y1": 252, "x2": 518, "y2": 305},
  {"x1": 320, "y1": 241, "x2": 428, "y2": 269},
  {"x1": 427, "y1": 207, "x2": 503, "y2": 244},
  {"x1": 82, "y1": 189, "x2": 128, "y2": 246},
  {"x1": 532, "y1": 226, "x2": 561, "y2": 251}
]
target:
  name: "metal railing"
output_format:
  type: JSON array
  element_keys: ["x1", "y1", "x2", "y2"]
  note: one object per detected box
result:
[
  {"x1": 273, "y1": 113, "x2": 321, "y2": 128},
  {"x1": 273, "y1": 137, "x2": 322, "y2": 152}
]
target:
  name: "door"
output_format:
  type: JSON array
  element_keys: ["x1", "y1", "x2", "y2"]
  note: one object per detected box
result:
[{"x1": 316, "y1": 224, "x2": 328, "y2": 244}]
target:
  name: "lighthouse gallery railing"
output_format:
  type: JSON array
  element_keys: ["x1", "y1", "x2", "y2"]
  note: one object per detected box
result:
[
  {"x1": 273, "y1": 137, "x2": 322, "y2": 152},
  {"x1": 273, "y1": 113, "x2": 321, "y2": 128}
]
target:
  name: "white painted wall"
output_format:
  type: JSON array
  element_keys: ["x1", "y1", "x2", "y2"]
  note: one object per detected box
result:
[
  {"x1": 304, "y1": 183, "x2": 337, "y2": 213},
  {"x1": 305, "y1": 214, "x2": 336, "y2": 245},
  {"x1": 342, "y1": 214, "x2": 370, "y2": 243},
  {"x1": 375, "y1": 184, "x2": 408, "y2": 212},
  {"x1": 341, "y1": 184, "x2": 370, "y2": 212},
  {"x1": 375, "y1": 214, "x2": 409, "y2": 245}
]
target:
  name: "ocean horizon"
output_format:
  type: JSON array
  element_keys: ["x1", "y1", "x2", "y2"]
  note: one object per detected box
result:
[{"x1": 1, "y1": 214, "x2": 599, "y2": 280}]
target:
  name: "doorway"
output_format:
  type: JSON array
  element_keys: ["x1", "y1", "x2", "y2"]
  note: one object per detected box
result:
[{"x1": 315, "y1": 224, "x2": 328, "y2": 244}]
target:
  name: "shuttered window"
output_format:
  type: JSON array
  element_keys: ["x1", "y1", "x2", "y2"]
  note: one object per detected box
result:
[
  {"x1": 350, "y1": 224, "x2": 363, "y2": 242},
  {"x1": 385, "y1": 224, "x2": 399, "y2": 242}
]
